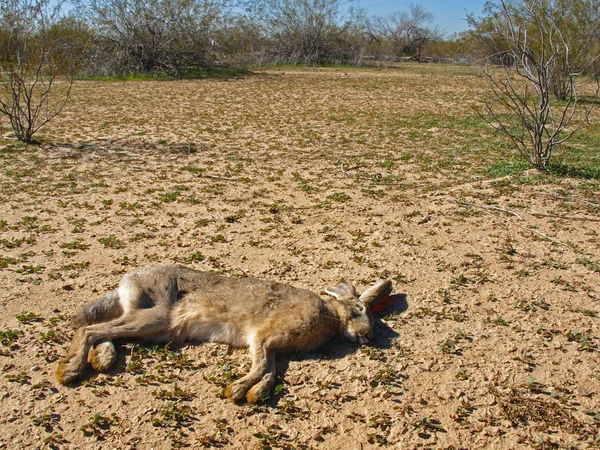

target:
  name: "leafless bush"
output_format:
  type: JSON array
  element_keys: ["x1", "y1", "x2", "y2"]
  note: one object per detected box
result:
[
  {"x1": 468, "y1": 0, "x2": 600, "y2": 100},
  {"x1": 366, "y1": 4, "x2": 441, "y2": 62},
  {"x1": 0, "y1": 0, "x2": 86, "y2": 143},
  {"x1": 83, "y1": 0, "x2": 230, "y2": 75},
  {"x1": 477, "y1": 0, "x2": 599, "y2": 170},
  {"x1": 247, "y1": 0, "x2": 364, "y2": 65}
]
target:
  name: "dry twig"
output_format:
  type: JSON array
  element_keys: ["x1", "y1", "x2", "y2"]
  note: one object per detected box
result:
[
  {"x1": 199, "y1": 174, "x2": 245, "y2": 182},
  {"x1": 528, "y1": 211, "x2": 600, "y2": 222},
  {"x1": 535, "y1": 192, "x2": 600, "y2": 207},
  {"x1": 479, "y1": 210, "x2": 568, "y2": 246},
  {"x1": 452, "y1": 199, "x2": 523, "y2": 220}
]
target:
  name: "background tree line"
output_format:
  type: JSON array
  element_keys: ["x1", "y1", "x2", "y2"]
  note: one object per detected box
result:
[
  {"x1": 1, "y1": 0, "x2": 599, "y2": 172},
  {"x1": 0, "y1": 0, "x2": 467, "y2": 79},
  {"x1": 2, "y1": 0, "x2": 598, "y2": 76}
]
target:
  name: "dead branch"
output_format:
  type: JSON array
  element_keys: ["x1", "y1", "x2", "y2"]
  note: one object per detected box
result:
[
  {"x1": 337, "y1": 161, "x2": 428, "y2": 187},
  {"x1": 450, "y1": 198, "x2": 523, "y2": 220},
  {"x1": 535, "y1": 192, "x2": 600, "y2": 207},
  {"x1": 440, "y1": 196, "x2": 569, "y2": 246},
  {"x1": 479, "y1": 210, "x2": 568, "y2": 246},
  {"x1": 529, "y1": 210, "x2": 600, "y2": 222},
  {"x1": 199, "y1": 174, "x2": 245, "y2": 182}
]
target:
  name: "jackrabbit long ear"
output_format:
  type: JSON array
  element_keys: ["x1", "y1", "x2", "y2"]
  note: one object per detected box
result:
[
  {"x1": 325, "y1": 280, "x2": 357, "y2": 300},
  {"x1": 359, "y1": 280, "x2": 393, "y2": 309}
]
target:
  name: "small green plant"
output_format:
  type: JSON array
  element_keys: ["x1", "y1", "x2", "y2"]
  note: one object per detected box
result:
[
  {"x1": 0, "y1": 329, "x2": 24, "y2": 348},
  {"x1": 5, "y1": 371, "x2": 31, "y2": 384},
  {"x1": 370, "y1": 365, "x2": 402, "y2": 387},
  {"x1": 60, "y1": 239, "x2": 90, "y2": 250},
  {"x1": 15, "y1": 264, "x2": 44, "y2": 274},
  {"x1": 98, "y1": 235, "x2": 124, "y2": 249},
  {"x1": 565, "y1": 329, "x2": 596, "y2": 352},
  {"x1": 451, "y1": 400, "x2": 475, "y2": 425},
  {"x1": 299, "y1": 182, "x2": 316, "y2": 192},
  {"x1": 369, "y1": 412, "x2": 392, "y2": 431},
  {"x1": 253, "y1": 424, "x2": 290, "y2": 448},
  {"x1": 16, "y1": 311, "x2": 42, "y2": 324},
  {"x1": 327, "y1": 192, "x2": 351, "y2": 202},
  {"x1": 158, "y1": 185, "x2": 188, "y2": 203},
  {"x1": 80, "y1": 412, "x2": 119, "y2": 440},
  {"x1": 184, "y1": 251, "x2": 204, "y2": 263},
  {"x1": 32, "y1": 407, "x2": 60, "y2": 431},
  {"x1": 450, "y1": 273, "x2": 469, "y2": 287},
  {"x1": 575, "y1": 257, "x2": 600, "y2": 273},
  {"x1": 455, "y1": 369, "x2": 469, "y2": 380},
  {"x1": 119, "y1": 201, "x2": 139, "y2": 210},
  {"x1": 0, "y1": 255, "x2": 17, "y2": 268},
  {"x1": 70, "y1": 218, "x2": 86, "y2": 233},
  {"x1": 380, "y1": 159, "x2": 394, "y2": 169},
  {"x1": 491, "y1": 316, "x2": 509, "y2": 326},
  {"x1": 0, "y1": 237, "x2": 25, "y2": 249},
  {"x1": 152, "y1": 402, "x2": 195, "y2": 428},
  {"x1": 38, "y1": 329, "x2": 62, "y2": 343},
  {"x1": 513, "y1": 297, "x2": 550, "y2": 312},
  {"x1": 412, "y1": 416, "x2": 447, "y2": 434},
  {"x1": 439, "y1": 338, "x2": 458, "y2": 354},
  {"x1": 152, "y1": 384, "x2": 193, "y2": 401},
  {"x1": 42, "y1": 432, "x2": 67, "y2": 448}
]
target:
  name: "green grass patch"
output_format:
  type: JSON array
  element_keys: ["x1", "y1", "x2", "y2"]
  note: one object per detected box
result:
[
  {"x1": 486, "y1": 160, "x2": 530, "y2": 177},
  {"x1": 85, "y1": 66, "x2": 253, "y2": 82},
  {"x1": 547, "y1": 163, "x2": 600, "y2": 180}
]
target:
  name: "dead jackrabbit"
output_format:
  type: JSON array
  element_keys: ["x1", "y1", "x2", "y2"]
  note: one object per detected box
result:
[{"x1": 57, "y1": 265, "x2": 392, "y2": 403}]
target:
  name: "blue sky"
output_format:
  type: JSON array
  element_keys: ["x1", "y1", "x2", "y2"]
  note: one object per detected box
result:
[{"x1": 357, "y1": 1, "x2": 489, "y2": 35}]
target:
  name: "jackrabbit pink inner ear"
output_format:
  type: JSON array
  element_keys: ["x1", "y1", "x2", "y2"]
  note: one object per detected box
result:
[
  {"x1": 325, "y1": 280, "x2": 356, "y2": 300},
  {"x1": 359, "y1": 279, "x2": 393, "y2": 308}
]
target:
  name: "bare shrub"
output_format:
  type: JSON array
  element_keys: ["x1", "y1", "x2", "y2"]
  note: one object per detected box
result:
[
  {"x1": 248, "y1": 0, "x2": 363, "y2": 65},
  {"x1": 0, "y1": 0, "x2": 86, "y2": 143},
  {"x1": 474, "y1": 0, "x2": 599, "y2": 169},
  {"x1": 83, "y1": 0, "x2": 230, "y2": 76},
  {"x1": 366, "y1": 4, "x2": 441, "y2": 62}
]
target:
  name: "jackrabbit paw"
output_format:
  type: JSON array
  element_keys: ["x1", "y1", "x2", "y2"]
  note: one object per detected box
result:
[
  {"x1": 88, "y1": 341, "x2": 117, "y2": 372},
  {"x1": 56, "y1": 356, "x2": 84, "y2": 385},
  {"x1": 246, "y1": 372, "x2": 275, "y2": 403},
  {"x1": 225, "y1": 381, "x2": 249, "y2": 402},
  {"x1": 246, "y1": 384, "x2": 270, "y2": 404}
]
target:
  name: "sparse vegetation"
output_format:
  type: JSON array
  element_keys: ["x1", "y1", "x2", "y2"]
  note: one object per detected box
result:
[{"x1": 0, "y1": 63, "x2": 599, "y2": 448}]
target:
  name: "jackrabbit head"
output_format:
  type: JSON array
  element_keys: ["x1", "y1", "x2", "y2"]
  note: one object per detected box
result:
[{"x1": 325, "y1": 279, "x2": 393, "y2": 344}]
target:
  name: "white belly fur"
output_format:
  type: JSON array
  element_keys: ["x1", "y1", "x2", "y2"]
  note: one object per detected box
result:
[{"x1": 184, "y1": 321, "x2": 248, "y2": 348}]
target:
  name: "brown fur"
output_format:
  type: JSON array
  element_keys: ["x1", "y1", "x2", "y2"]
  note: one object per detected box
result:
[
  {"x1": 87, "y1": 340, "x2": 117, "y2": 372},
  {"x1": 57, "y1": 264, "x2": 392, "y2": 403}
]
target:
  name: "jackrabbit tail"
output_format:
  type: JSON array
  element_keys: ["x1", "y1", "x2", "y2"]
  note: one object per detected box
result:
[{"x1": 57, "y1": 265, "x2": 392, "y2": 403}]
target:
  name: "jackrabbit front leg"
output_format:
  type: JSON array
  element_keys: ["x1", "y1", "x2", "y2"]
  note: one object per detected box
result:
[
  {"x1": 246, "y1": 352, "x2": 276, "y2": 403},
  {"x1": 57, "y1": 308, "x2": 169, "y2": 384},
  {"x1": 225, "y1": 339, "x2": 272, "y2": 403}
]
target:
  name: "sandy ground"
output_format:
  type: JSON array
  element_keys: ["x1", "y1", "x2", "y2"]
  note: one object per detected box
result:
[{"x1": 0, "y1": 66, "x2": 599, "y2": 449}]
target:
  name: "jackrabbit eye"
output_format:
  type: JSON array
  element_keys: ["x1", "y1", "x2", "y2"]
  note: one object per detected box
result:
[{"x1": 351, "y1": 307, "x2": 364, "y2": 318}]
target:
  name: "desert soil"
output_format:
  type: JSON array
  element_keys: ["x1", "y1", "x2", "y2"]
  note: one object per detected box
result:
[{"x1": 0, "y1": 65, "x2": 599, "y2": 449}]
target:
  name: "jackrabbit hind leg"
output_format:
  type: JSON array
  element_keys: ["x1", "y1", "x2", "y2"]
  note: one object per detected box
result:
[
  {"x1": 57, "y1": 308, "x2": 169, "y2": 384},
  {"x1": 87, "y1": 339, "x2": 117, "y2": 372},
  {"x1": 56, "y1": 327, "x2": 90, "y2": 385}
]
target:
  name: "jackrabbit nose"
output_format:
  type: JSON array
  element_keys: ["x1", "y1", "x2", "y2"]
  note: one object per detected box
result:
[{"x1": 358, "y1": 336, "x2": 369, "y2": 345}]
